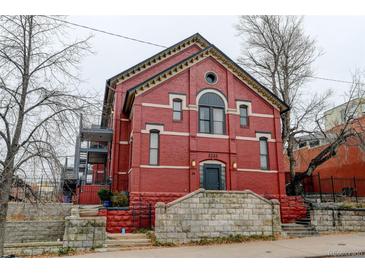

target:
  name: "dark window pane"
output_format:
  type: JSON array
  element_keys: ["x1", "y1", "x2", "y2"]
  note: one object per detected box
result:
[
  {"x1": 260, "y1": 139, "x2": 268, "y2": 154},
  {"x1": 240, "y1": 106, "x2": 248, "y2": 117},
  {"x1": 200, "y1": 107, "x2": 210, "y2": 120},
  {"x1": 150, "y1": 133, "x2": 159, "y2": 149},
  {"x1": 205, "y1": 73, "x2": 217, "y2": 84},
  {"x1": 213, "y1": 108, "x2": 223, "y2": 122},
  {"x1": 200, "y1": 121, "x2": 210, "y2": 133},
  {"x1": 260, "y1": 155, "x2": 268, "y2": 169},
  {"x1": 199, "y1": 93, "x2": 224, "y2": 107},
  {"x1": 173, "y1": 100, "x2": 182, "y2": 111},
  {"x1": 240, "y1": 117, "x2": 248, "y2": 126},
  {"x1": 173, "y1": 111, "x2": 181, "y2": 121},
  {"x1": 149, "y1": 149, "x2": 158, "y2": 165},
  {"x1": 213, "y1": 121, "x2": 223, "y2": 134}
]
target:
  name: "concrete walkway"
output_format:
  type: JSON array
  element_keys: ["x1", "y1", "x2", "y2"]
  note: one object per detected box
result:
[{"x1": 74, "y1": 232, "x2": 365, "y2": 258}]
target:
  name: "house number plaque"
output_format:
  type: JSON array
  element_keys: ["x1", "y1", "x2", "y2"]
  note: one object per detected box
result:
[{"x1": 208, "y1": 153, "x2": 218, "y2": 159}]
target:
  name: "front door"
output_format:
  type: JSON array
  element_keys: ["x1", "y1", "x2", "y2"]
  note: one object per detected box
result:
[{"x1": 203, "y1": 164, "x2": 221, "y2": 190}]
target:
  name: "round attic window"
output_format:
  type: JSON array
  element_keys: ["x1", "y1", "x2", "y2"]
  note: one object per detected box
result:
[{"x1": 205, "y1": 72, "x2": 217, "y2": 84}]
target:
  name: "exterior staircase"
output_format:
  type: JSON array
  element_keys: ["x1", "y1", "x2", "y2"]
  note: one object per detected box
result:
[
  {"x1": 281, "y1": 223, "x2": 318, "y2": 238},
  {"x1": 98, "y1": 233, "x2": 153, "y2": 252},
  {"x1": 282, "y1": 205, "x2": 319, "y2": 238},
  {"x1": 78, "y1": 205, "x2": 101, "y2": 217}
]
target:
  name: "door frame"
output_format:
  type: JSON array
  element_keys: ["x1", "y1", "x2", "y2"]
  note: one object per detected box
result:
[{"x1": 203, "y1": 163, "x2": 222, "y2": 190}]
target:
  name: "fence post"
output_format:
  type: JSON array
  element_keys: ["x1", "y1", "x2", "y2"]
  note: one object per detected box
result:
[
  {"x1": 331, "y1": 176, "x2": 335, "y2": 202},
  {"x1": 318, "y1": 173, "x2": 323, "y2": 203},
  {"x1": 148, "y1": 203, "x2": 152, "y2": 229},
  {"x1": 353, "y1": 176, "x2": 358, "y2": 203}
]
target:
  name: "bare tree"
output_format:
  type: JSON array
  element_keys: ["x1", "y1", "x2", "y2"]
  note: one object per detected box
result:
[
  {"x1": 236, "y1": 15, "x2": 324, "y2": 192},
  {"x1": 293, "y1": 72, "x2": 365, "y2": 186},
  {"x1": 0, "y1": 15, "x2": 96, "y2": 256}
]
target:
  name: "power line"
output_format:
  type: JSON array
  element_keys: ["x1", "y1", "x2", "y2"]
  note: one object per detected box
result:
[
  {"x1": 41, "y1": 15, "x2": 168, "y2": 49},
  {"x1": 41, "y1": 16, "x2": 363, "y2": 87},
  {"x1": 308, "y1": 75, "x2": 355, "y2": 85}
]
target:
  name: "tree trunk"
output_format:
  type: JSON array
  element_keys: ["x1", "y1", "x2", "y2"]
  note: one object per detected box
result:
[{"x1": 0, "y1": 159, "x2": 14, "y2": 257}]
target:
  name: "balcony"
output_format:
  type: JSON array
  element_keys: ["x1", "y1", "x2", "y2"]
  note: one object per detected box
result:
[
  {"x1": 80, "y1": 126, "x2": 113, "y2": 142},
  {"x1": 80, "y1": 115, "x2": 113, "y2": 143},
  {"x1": 80, "y1": 142, "x2": 108, "y2": 164}
]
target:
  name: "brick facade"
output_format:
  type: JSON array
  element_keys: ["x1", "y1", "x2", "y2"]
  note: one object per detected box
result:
[{"x1": 97, "y1": 34, "x2": 300, "y2": 228}]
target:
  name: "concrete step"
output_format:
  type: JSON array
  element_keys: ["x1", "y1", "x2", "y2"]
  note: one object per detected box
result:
[
  {"x1": 285, "y1": 231, "x2": 319, "y2": 238},
  {"x1": 78, "y1": 205, "x2": 102, "y2": 217},
  {"x1": 282, "y1": 223, "x2": 313, "y2": 230},
  {"x1": 295, "y1": 219, "x2": 311, "y2": 225},
  {"x1": 282, "y1": 222, "x2": 319, "y2": 238},
  {"x1": 95, "y1": 246, "x2": 154, "y2": 253},
  {"x1": 106, "y1": 239, "x2": 152, "y2": 247},
  {"x1": 106, "y1": 233, "x2": 149, "y2": 240}
]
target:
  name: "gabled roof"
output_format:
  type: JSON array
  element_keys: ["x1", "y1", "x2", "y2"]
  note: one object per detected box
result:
[
  {"x1": 123, "y1": 45, "x2": 289, "y2": 114},
  {"x1": 101, "y1": 33, "x2": 211, "y2": 127}
]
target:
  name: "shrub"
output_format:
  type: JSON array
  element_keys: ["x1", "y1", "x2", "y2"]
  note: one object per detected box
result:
[
  {"x1": 97, "y1": 189, "x2": 112, "y2": 201},
  {"x1": 111, "y1": 191, "x2": 129, "y2": 207}
]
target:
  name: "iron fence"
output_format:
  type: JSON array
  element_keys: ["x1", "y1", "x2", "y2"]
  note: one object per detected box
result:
[
  {"x1": 132, "y1": 201, "x2": 153, "y2": 230},
  {"x1": 3, "y1": 176, "x2": 64, "y2": 203},
  {"x1": 301, "y1": 174, "x2": 365, "y2": 203}
]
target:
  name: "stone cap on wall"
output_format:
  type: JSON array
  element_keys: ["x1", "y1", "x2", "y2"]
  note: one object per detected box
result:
[{"x1": 155, "y1": 188, "x2": 279, "y2": 209}]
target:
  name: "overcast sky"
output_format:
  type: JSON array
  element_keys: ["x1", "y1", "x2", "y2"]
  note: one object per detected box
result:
[{"x1": 70, "y1": 16, "x2": 365, "y2": 109}]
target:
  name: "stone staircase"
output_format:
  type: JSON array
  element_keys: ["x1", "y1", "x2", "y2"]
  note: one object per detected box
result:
[
  {"x1": 98, "y1": 233, "x2": 153, "y2": 252},
  {"x1": 281, "y1": 223, "x2": 318, "y2": 238},
  {"x1": 282, "y1": 205, "x2": 319, "y2": 238},
  {"x1": 78, "y1": 205, "x2": 101, "y2": 217}
]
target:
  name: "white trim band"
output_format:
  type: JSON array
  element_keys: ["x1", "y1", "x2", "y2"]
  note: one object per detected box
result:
[
  {"x1": 140, "y1": 165, "x2": 190, "y2": 169},
  {"x1": 196, "y1": 133, "x2": 229, "y2": 139},
  {"x1": 119, "y1": 141, "x2": 129, "y2": 145},
  {"x1": 117, "y1": 171, "x2": 127, "y2": 175},
  {"x1": 141, "y1": 124, "x2": 189, "y2": 136},
  {"x1": 237, "y1": 168, "x2": 278, "y2": 173}
]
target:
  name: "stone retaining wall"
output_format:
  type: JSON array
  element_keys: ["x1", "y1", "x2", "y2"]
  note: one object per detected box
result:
[
  {"x1": 155, "y1": 189, "x2": 281, "y2": 244},
  {"x1": 310, "y1": 207, "x2": 365, "y2": 232},
  {"x1": 4, "y1": 242, "x2": 63, "y2": 257},
  {"x1": 63, "y1": 208, "x2": 106, "y2": 250},
  {"x1": 5, "y1": 220, "x2": 65, "y2": 243},
  {"x1": 7, "y1": 202, "x2": 72, "y2": 221}
]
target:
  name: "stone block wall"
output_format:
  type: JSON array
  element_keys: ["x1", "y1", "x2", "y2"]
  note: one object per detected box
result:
[
  {"x1": 7, "y1": 202, "x2": 72, "y2": 221},
  {"x1": 155, "y1": 189, "x2": 281, "y2": 244},
  {"x1": 310, "y1": 207, "x2": 365, "y2": 232},
  {"x1": 63, "y1": 215, "x2": 106, "y2": 250},
  {"x1": 5, "y1": 220, "x2": 65, "y2": 243},
  {"x1": 5, "y1": 202, "x2": 72, "y2": 244}
]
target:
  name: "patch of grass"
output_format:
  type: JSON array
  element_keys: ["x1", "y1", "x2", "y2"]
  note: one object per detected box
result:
[
  {"x1": 190, "y1": 234, "x2": 275, "y2": 246},
  {"x1": 146, "y1": 232, "x2": 275, "y2": 247},
  {"x1": 339, "y1": 202, "x2": 365, "y2": 209},
  {"x1": 133, "y1": 228, "x2": 153, "y2": 234},
  {"x1": 57, "y1": 247, "x2": 76, "y2": 256}
]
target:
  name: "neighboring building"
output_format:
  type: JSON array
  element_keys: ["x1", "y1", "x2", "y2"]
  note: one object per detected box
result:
[
  {"x1": 292, "y1": 102, "x2": 365, "y2": 179},
  {"x1": 71, "y1": 34, "x2": 307, "y2": 228},
  {"x1": 324, "y1": 97, "x2": 365, "y2": 130}
]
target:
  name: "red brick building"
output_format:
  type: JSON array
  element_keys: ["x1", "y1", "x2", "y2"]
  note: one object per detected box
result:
[{"x1": 82, "y1": 34, "x2": 307, "y2": 230}]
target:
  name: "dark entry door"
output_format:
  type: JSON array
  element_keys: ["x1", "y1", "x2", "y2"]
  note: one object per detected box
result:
[{"x1": 203, "y1": 164, "x2": 221, "y2": 190}]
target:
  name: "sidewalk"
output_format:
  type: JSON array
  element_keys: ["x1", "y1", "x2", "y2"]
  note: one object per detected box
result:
[{"x1": 73, "y1": 232, "x2": 365, "y2": 258}]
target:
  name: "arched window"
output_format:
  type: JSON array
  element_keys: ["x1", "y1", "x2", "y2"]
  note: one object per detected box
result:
[
  {"x1": 259, "y1": 137, "x2": 269, "y2": 170},
  {"x1": 149, "y1": 130, "x2": 159, "y2": 165},
  {"x1": 172, "y1": 98, "x2": 182, "y2": 121},
  {"x1": 239, "y1": 105, "x2": 249, "y2": 127},
  {"x1": 198, "y1": 92, "x2": 226, "y2": 134}
]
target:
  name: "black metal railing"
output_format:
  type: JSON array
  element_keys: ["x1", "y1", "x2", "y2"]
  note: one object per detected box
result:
[
  {"x1": 132, "y1": 202, "x2": 153, "y2": 230},
  {"x1": 301, "y1": 174, "x2": 365, "y2": 203}
]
